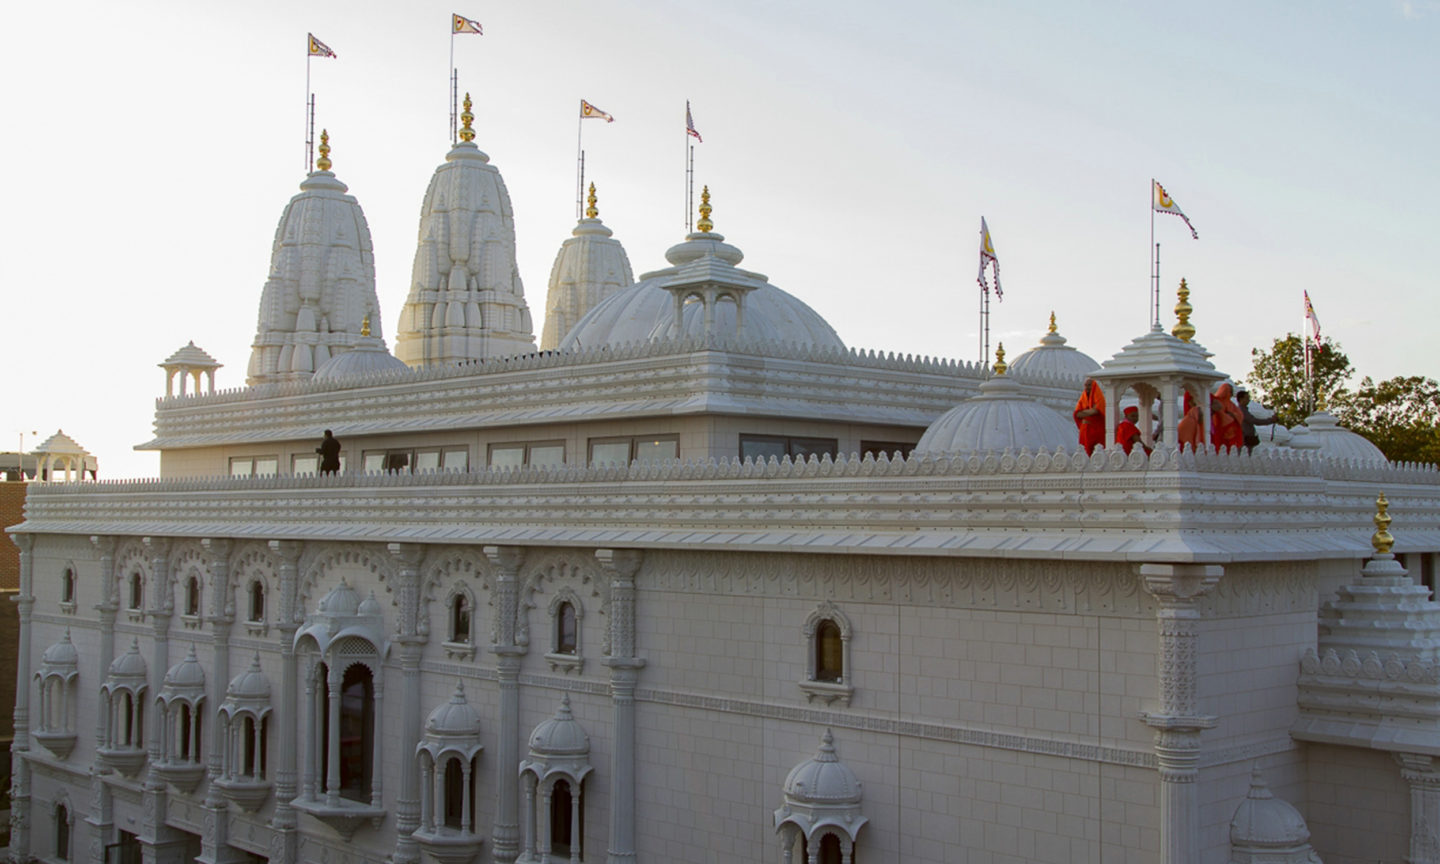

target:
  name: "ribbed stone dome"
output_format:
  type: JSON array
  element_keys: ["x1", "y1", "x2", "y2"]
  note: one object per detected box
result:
[
  {"x1": 318, "y1": 579, "x2": 362, "y2": 617},
  {"x1": 1229, "y1": 769, "x2": 1312, "y2": 851},
  {"x1": 42, "y1": 631, "x2": 79, "y2": 668},
  {"x1": 915, "y1": 366, "x2": 1078, "y2": 454},
  {"x1": 357, "y1": 591, "x2": 382, "y2": 617},
  {"x1": 426, "y1": 682, "x2": 483, "y2": 738},
  {"x1": 108, "y1": 640, "x2": 148, "y2": 680},
  {"x1": 1009, "y1": 315, "x2": 1100, "y2": 381},
  {"x1": 558, "y1": 218, "x2": 844, "y2": 352},
  {"x1": 227, "y1": 654, "x2": 272, "y2": 701},
  {"x1": 1300, "y1": 409, "x2": 1386, "y2": 462},
  {"x1": 247, "y1": 135, "x2": 382, "y2": 386},
  {"x1": 312, "y1": 334, "x2": 407, "y2": 381},
  {"x1": 164, "y1": 647, "x2": 206, "y2": 690},
  {"x1": 539, "y1": 187, "x2": 634, "y2": 351},
  {"x1": 528, "y1": 694, "x2": 590, "y2": 756},
  {"x1": 782, "y1": 730, "x2": 862, "y2": 805},
  {"x1": 395, "y1": 101, "x2": 537, "y2": 367}
]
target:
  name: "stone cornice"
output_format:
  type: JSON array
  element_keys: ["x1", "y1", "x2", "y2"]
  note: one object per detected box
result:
[{"x1": 15, "y1": 447, "x2": 1440, "y2": 562}]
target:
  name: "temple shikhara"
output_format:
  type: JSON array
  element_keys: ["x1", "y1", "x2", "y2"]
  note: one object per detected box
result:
[{"x1": 8, "y1": 81, "x2": 1440, "y2": 864}]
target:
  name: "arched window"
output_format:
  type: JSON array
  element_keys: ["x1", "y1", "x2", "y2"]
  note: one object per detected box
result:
[
  {"x1": 451, "y1": 593, "x2": 471, "y2": 644},
  {"x1": 556, "y1": 602, "x2": 577, "y2": 655},
  {"x1": 819, "y1": 833, "x2": 843, "y2": 864},
  {"x1": 241, "y1": 715, "x2": 268, "y2": 777},
  {"x1": 248, "y1": 581, "x2": 265, "y2": 623},
  {"x1": 549, "y1": 779, "x2": 583, "y2": 858},
  {"x1": 185, "y1": 576, "x2": 200, "y2": 617},
  {"x1": 320, "y1": 663, "x2": 375, "y2": 803},
  {"x1": 54, "y1": 803, "x2": 70, "y2": 861},
  {"x1": 815, "y1": 620, "x2": 843, "y2": 683},
  {"x1": 128, "y1": 572, "x2": 143, "y2": 610},
  {"x1": 442, "y1": 756, "x2": 477, "y2": 829},
  {"x1": 61, "y1": 568, "x2": 76, "y2": 606}
]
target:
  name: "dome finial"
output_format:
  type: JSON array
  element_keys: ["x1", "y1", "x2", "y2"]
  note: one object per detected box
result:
[
  {"x1": 361, "y1": 315, "x2": 371, "y2": 338},
  {"x1": 1372, "y1": 492, "x2": 1394, "y2": 555},
  {"x1": 1048, "y1": 311, "x2": 1057, "y2": 334},
  {"x1": 697, "y1": 185, "x2": 713, "y2": 233},
  {"x1": 585, "y1": 182, "x2": 599, "y2": 220},
  {"x1": 316, "y1": 129, "x2": 332, "y2": 172},
  {"x1": 1172, "y1": 278, "x2": 1195, "y2": 342},
  {"x1": 993, "y1": 342, "x2": 1007, "y2": 376},
  {"x1": 459, "y1": 92, "x2": 476, "y2": 143}
]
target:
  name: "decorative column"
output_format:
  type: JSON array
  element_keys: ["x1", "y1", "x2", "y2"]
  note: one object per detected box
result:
[
  {"x1": 388, "y1": 543, "x2": 428, "y2": 864},
  {"x1": 596, "y1": 549, "x2": 644, "y2": 864},
  {"x1": 9, "y1": 532, "x2": 36, "y2": 864},
  {"x1": 485, "y1": 545, "x2": 526, "y2": 864},
  {"x1": 197, "y1": 539, "x2": 242, "y2": 864},
  {"x1": 87, "y1": 536, "x2": 119, "y2": 864},
  {"x1": 1397, "y1": 753, "x2": 1440, "y2": 864},
  {"x1": 140, "y1": 538, "x2": 185, "y2": 864},
  {"x1": 269, "y1": 540, "x2": 304, "y2": 864},
  {"x1": 1139, "y1": 563, "x2": 1221, "y2": 864}
]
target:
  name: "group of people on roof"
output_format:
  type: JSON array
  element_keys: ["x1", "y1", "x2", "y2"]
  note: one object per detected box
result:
[{"x1": 1073, "y1": 381, "x2": 1275, "y2": 456}]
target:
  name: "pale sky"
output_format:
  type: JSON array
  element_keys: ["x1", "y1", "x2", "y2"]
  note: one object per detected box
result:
[{"x1": 4, "y1": 1, "x2": 1436, "y2": 478}]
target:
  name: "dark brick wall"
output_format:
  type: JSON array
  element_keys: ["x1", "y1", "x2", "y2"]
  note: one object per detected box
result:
[{"x1": 0, "y1": 481, "x2": 26, "y2": 591}]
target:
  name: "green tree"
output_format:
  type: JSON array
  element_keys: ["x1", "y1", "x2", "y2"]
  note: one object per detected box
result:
[
  {"x1": 1333, "y1": 375, "x2": 1440, "y2": 464},
  {"x1": 1245, "y1": 334, "x2": 1353, "y2": 427}
]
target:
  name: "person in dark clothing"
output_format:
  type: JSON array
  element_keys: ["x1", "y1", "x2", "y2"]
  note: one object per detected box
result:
[
  {"x1": 1236, "y1": 387, "x2": 1276, "y2": 452},
  {"x1": 317, "y1": 430, "x2": 342, "y2": 474}
]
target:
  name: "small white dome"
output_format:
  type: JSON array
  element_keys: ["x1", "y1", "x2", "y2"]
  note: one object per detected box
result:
[
  {"x1": 426, "y1": 682, "x2": 483, "y2": 738},
  {"x1": 1008, "y1": 315, "x2": 1100, "y2": 381},
  {"x1": 164, "y1": 646, "x2": 206, "y2": 690},
  {"x1": 318, "y1": 579, "x2": 362, "y2": 617},
  {"x1": 782, "y1": 729, "x2": 862, "y2": 805},
  {"x1": 312, "y1": 335, "x2": 407, "y2": 381},
  {"x1": 1230, "y1": 769, "x2": 1314, "y2": 854},
  {"x1": 528, "y1": 694, "x2": 590, "y2": 756},
  {"x1": 108, "y1": 639, "x2": 148, "y2": 680},
  {"x1": 1301, "y1": 410, "x2": 1386, "y2": 462},
  {"x1": 914, "y1": 368, "x2": 1077, "y2": 454},
  {"x1": 358, "y1": 590, "x2": 383, "y2": 617},
  {"x1": 227, "y1": 654, "x2": 272, "y2": 701},
  {"x1": 161, "y1": 341, "x2": 221, "y2": 369},
  {"x1": 41, "y1": 631, "x2": 79, "y2": 668}
]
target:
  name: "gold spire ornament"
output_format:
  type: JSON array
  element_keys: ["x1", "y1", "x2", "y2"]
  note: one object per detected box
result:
[
  {"x1": 585, "y1": 182, "x2": 599, "y2": 220},
  {"x1": 1173, "y1": 278, "x2": 1195, "y2": 343},
  {"x1": 697, "y1": 186, "x2": 713, "y2": 233},
  {"x1": 1372, "y1": 492, "x2": 1394, "y2": 555},
  {"x1": 1048, "y1": 311, "x2": 1058, "y2": 334},
  {"x1": 361, "y1": 316, "x2": 371, "y2": 338},
  {"x1": 316, "y1": 129, "x2": 332, "y2": 172},
  {"x1": 993, "y1": 343, "x2": 1008, "y2": 376},
  {"x1": 459, "y1": 93, "x2": 475, "y2": 143}
]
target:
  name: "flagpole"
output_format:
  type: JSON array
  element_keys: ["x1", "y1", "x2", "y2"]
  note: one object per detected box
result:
[
  {"x1": 1303, "y1": 300, "x2": 1312, "y2": 414},
  {"x1": 1150, "y1": 178, "x2": 1158, "y2": 328},
  {"x1": 305, "y1": 52, "x2": 311, "y2": 172},
  {"x1": 449, "y1": 26, "x2": 456, "y2": 145}
]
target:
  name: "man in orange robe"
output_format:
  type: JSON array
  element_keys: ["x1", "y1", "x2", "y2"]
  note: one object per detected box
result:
[
  {"x1": 1176, "y1": 391, "x2": 1205, "y2": 451},
  {"x1": 1210, "y1": 383, "x2": 1245, "y2": 452},
  {"x1": 1074, "y1": 379, "x2": 1105, "y2": 454},
  {"x1": 1116, "y1": 406, "x2": 1146, "y2": 455}
]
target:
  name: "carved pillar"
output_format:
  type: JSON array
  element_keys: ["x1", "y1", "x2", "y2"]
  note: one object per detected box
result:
[
  {"x1": 1139, "y1": 563, "x2": 1221, "y2": 864},
  {"x1": 143, "y1": 538, "x2": 173, "y2": 790},
  {"x1": 387, "y1": 543, "x2": 428, "y2": 864},
  {"x1": 485, "y1": 545, "x2": 526, "y2": 864},
  {"x1": 87, "y1": 536, "x2": 119, "y2": 864},
  {"x1": 269, "y1": 540, "x2": 303, "y2": 864},
  {"x1": 597, "y1": 549, "x2": 644, "y2": 864},
  {"x1": 197, "y1": 539, "x2": 241, "y2": 864},
  {"x1": 9, "y1": 533, "x2": 36, "y2": 863},
  {"x1": 1397, "y1": 753, "x2": 1440, "y2": 864}
]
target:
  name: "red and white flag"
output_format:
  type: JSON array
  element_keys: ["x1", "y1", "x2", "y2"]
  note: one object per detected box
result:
[
  {"x1": 977, "y1": 217, "x2": 1002, "y2": 300},
  {"x1": 580, "y1": 99, "x2": 614, "y2": 122},
  {"x1": 1304, "y1": 290, "x2": 1323, "y2": 352},
  {"x1": 1153, "y1": 180, "x2": 1197, "y2": 239},
  {"x1": 686, "y1": 101, "x2": 702, "y2": 143},
  {"x1": 307, "y1": 33, "x2": 336, "y2": 58},
  {"x1": 452, "y1": 13, "x2": 483, "y2": 34}
]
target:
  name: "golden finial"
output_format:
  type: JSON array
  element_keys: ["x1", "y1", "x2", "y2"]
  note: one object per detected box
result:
[
  {"x1": 1372, "y1": 492, "x2": 1394, "y2": 555},
  {"x1": 697, "y1": 185, "x2": 713, "y2": 233},
  {"x1": 459, "y1": 92, "x2": 475, "y2": 143},
  {"x1": 1173, "y1": 278, "x2": 1195, "y2": 343},
  {"x1": 1048, "y1": 311, "x2": 1057, "y2": 334},
  {"x1": 993, "y1": 343, "x2": 1008, "y2": 376},
  {"x1": 316, "y1": 129, "x2": 332, "y2": 172},
  {"x1": 361, "y1": 315, "x2": 371, "y2": 338},
  {"x1": 585, "y1": 182, "x2": 598, "y2": 220}
]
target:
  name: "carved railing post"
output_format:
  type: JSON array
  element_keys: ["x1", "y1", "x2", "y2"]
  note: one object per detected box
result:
[
  {"x1": 388, "y1": 542, "x2": 428, "y2": 864},
  {"x1": 1139, "y1": 563, "x2": 1221, "y2": 864},
  {"x1": 1398, "y1": 753, "x2": 1440, "y2": 864},
  {"x1": 143, "y1": 537, "x2": 173, "y2": 794},
  {"x1": 9, "y1": 532, "x2": 35, "y2": 864},
  {"x1": 485, "y1": 545, "x2": 526, "y2": 864},
  {"x1": 87, "y1": 535, "x2": 119, "y2": 864},
  {"x1": 268, "y1": 539, "x2": 304, "y2": 864},
  {"x1": 597, "y1": 549, "x2": 644, "y2": 864}
]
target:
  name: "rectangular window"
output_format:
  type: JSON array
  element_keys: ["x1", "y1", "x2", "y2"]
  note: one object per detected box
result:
[
  {"x1": 488, "y1": 441, "x2": 565, "y2": 469},
  {"x1": 364, "y1": 447, "x2": 468, "y2": 474},
  {"x1": 739, "y1": 435, "x2": 838, "y2": 463},
  {"x1": 229, "y1": 457, "x2": 279, "y2": 477},
  {"x1": 294, "y1": 455, "x2": 346, "y2": 475},
  {"x1": 587, "y1": 435, "x2": 678, "y2": 466}
]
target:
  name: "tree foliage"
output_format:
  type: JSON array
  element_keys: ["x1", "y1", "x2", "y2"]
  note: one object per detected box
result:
[
  {"x1": 1333, "y1": 375, "x2": 1440, "y2": 464},
  {"x1": 1246, "y1": 334, "x2": 1353, "y2": 427}
]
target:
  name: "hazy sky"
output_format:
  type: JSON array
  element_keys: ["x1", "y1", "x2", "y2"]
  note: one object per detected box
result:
[{"x1": 4, "y1": 1, "x2": 1436, "y2": 478}]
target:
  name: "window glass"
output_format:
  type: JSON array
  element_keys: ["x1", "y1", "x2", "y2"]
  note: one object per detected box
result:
[
  {"x1": 414, "y1": 450, "x2": 441, "y2": 472},
  {"x1": 790, "y1": 437, "x2": 837, "y2": 460},
  {"x1": 292, "y1": 455, "x2": 318, "y2": 475},
  {"x1": 590, "y1": 441, "x2": 631, "y2": 465},
  {"x1": 230, "y1": 458, "x2": 254, "y2": 477},
  {"x1": 861, "y1": 440, "x2": 914, "y2": 459},
  {"x1": 529, "y1": 444, "x2": 565, "y2": 467},
  {"x1": 740, "y1": 435, "x2": 837, "y2": 462},
  {"x1": 363, "y1": 453, "x2": 387, "y2": 473},
  {"x1": 489, "y1": 446, "x2": 525, "y2": 469},
  {"x1": 740, "y1": 436, "x2": 788, "y2": 463},
  {"x1": 254, "y1": 458, "x2": 278, "y2": 477},
  {"x1": 634, "y1": 438, "x2": 677, "y2": 462},
  {"x1": 816, "y1": 619, "x2": 843, "y2": 682},
  {"x1": 441, "y1": 448, "x2": 469, "y2": 471}
]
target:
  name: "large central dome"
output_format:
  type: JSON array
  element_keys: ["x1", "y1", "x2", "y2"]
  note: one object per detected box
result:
[{"x1": 558, "y1": 192, "x2": 843, "y2": 352}]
